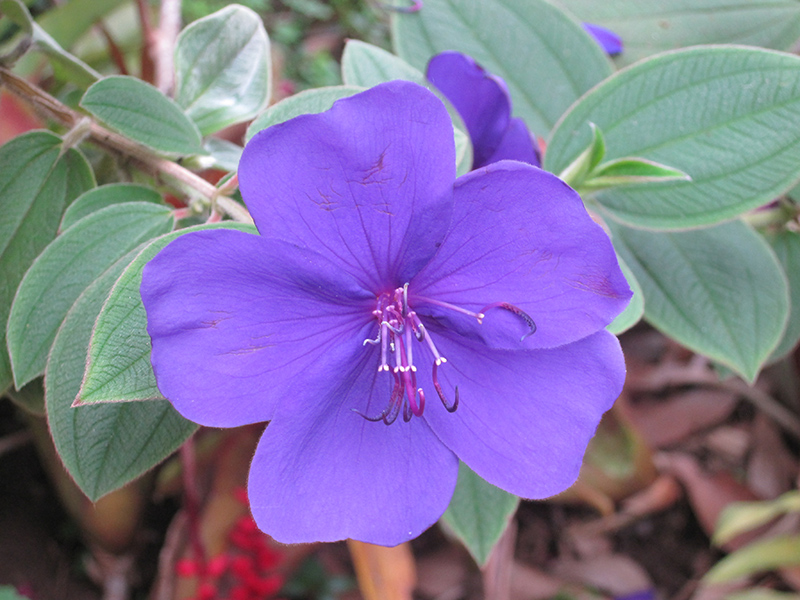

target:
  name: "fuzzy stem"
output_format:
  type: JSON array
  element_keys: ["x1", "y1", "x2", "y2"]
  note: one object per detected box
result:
[{"x1": 0, "y1": 66, "x2": 252, "y2": 223}]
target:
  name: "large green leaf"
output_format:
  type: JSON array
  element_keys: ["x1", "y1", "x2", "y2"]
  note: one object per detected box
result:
[
  {"x1": 174, "y1": 5, "x2": 271, "y2": 135},
  {"x1": 81, "y1": 76, "x2": 205, "y2": 156},
  {"x1": 764, "y1": 230, "x2": 800, "y2": 361},
  {"x1": 440, "y1": 462, "x2": 519, "y2": 565},
  {"x1": 0, "y1": 131, "x2": 94, "y2": 394},
  {"x1": 552, "y1": 0, "x2": 800, "y2": 67},
  {"x1": 609, "y1": 220, "x2": 789, "y2": 382},
  {"x1": 7, "y1": 203, "x2": 174, "y2": 388},
  {"x1": 60, "y1": 183, "x2": 163, "y2": 231},
  {"x1": 79, "y1": 222, "x2": 257, "y2": 405},
  {"x1": 391, "y1": 0, "x2": 613, "y2": 135},
  {"x1": 545, "y1": 47, "x2": 800, "y2": 229},
  {"x1": 245, "y1": 85, "x2": 364, "y2": 142},
  {"x1": 46, "y1": 249, "x2": 196, "y2": 501}
]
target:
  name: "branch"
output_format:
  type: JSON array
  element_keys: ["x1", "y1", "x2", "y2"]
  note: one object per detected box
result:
[{"x1": 0, "y1": 66, "x2": 252, "y2": 223}]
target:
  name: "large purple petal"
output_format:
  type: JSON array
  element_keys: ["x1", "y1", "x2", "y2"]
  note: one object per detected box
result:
[
  {"x1": 417, "y1": 329, "x2": 625, "y2": 499},
  {"x1": 483, "y1": 117, "x2": 541, "y2": 167},
  {"x1": 426, "y1": 51, "x2": 511, "y2": 169},
  {"x1": 248, "y1": 344, "x2": 459, "y2": 545},
  {"x1": 410, "y1": 162, "x2": 631, "y2": 350},
  {"x1": 238, "y1": 81, "x2": 455, "y2": 292},
  {"x1": 141, "y1": 229, "x2": 374, "y2": 427},
  {"x1": 583, "y1": 23, "x2": 623, "y2": 56}
]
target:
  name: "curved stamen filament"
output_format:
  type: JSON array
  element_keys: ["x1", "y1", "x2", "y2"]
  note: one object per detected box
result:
[
  {"x1": 432, "y1": 360, "x2": 458, "y2": 412},
  {"x1": 480, "y1": 302, "x2": 537, "y2": 341}
]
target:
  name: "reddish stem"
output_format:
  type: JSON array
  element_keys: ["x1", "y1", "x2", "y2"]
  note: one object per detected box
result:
[
  {"x1": 96, "y1": 23, "x2": 129, "y2": 76},
  {"x1": 135, "y1": 0, "x2": 156, "y2": 83},
  {"x1": 180, "y1": 438, "x2": 207, "y2": 575}
]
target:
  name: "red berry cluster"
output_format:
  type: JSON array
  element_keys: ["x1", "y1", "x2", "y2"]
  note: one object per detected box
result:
[{"x1": 175, "y1": 487, "x2": 285, "y2": 600}]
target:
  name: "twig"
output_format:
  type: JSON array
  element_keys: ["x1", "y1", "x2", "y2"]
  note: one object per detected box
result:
[
  {"x1": 96, "y1": 23, "x2": 129, "y2": 76},
  {"x1": 155, "y1": 0, "x2": 182, "y2": 94},
  {"x1": 0, "y1": 430, "x2": 32, "y2": 458},
  {"x1": 135, "y1": 0, "x2": 156, "y2": 84},
  {"x1": 0, "y1": 66, "x2": 252, "y2": 223}
]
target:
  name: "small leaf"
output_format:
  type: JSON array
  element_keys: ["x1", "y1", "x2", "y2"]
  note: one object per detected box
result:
[
  {"x1": 713, "y1": 491, "x2": 800, "y2": 546},
  {"x1": 764, "y1": 230, "x2": 800, "y2": 361},
  {"x1": 0, "y1": 0, "x2": 101, "y2": 87},
  {"x1": 203, "y1": 137, "x2": 243, "y2": 172},
  {"x1": 440, "y1": 462, "x2": 519, "y2": 565},
  {"x1": 7, "y1": 202, "x2": 174, "y2": 388},
  {"x1": 246, "y1": 86, "x2": 364, "y2": 142},
  {"x1": 558, "y1": 122, "x2": 606, "y2": 189},
  {"x1": 581, "y1": 157, "x2": 691, "y2": 192},
  {"x1": 81, "y1": 76, "x2": 205, "y2": 156},
  {"x1": 37, "y1": 0, "x2": 128, "y2": 49},
  {"x1": 79, "y1": 222, "x2": 257, "y2": 405},
  {"x1": 60, "y1": 183, "x2": 163, "y2": 232},
  {"x1": 46, "y1": 249, "x2": 196, "y2": 501},
  {"x1": 392, "y1": 0, "x2": 613, "y2": 136},
  {"x1": 174, "y1": 4, "x2": 271, "y2": 135},
  {"x1": 607, "y1": 254, "x2": 643, "y2": 335},
  {"x1": 545, "y1": 47, "x2": 800, "y2": 229},
  {"x1": 341, "y1": 39, "x2": 428, "y2": 88},
  {"x1": 704, "y1": 534, "x2": 800, "y2": 583},
  {"x1": 0, "y1": 131, "x2": 94, "y2": 393},
  {"x1": 552, "y1": 0, "x2": 800, "y2": 67},
  {"x1": 609, "y1": 220, "x2": 789, "y2": 382}
]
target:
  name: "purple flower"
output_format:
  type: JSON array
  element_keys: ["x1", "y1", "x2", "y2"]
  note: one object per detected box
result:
[
  {"x1": 141, "y1": 81, "x2": 631, "y2": 546},
  {"x1": 427, "y1": 51, "x2": 542, "y2": 170},
  {"x1": 583, "y1": 23, "x2": 623, "y2": 56}
]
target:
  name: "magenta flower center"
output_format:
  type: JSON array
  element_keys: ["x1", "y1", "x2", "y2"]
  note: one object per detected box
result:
[{"x1": 358, "y1": 285, "x2": 538, "y2": 426}]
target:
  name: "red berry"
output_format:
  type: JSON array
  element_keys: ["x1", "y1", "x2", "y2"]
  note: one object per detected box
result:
[
  {"x1": 198, "y1": 581, "x2": 217, "y2": 600},
  {"x1": 207, "y1": 554, "x2": 229, "y2": 577}
]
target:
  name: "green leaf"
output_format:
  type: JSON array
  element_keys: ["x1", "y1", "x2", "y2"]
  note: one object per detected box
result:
[
  {"x1": 607, "y1": 254, "x2": 643, "y2": 335},
  {"x1": 245, "y1": 85, "x2": 364, "y2": 142},
  {"x1": 609, "y1": 220, "x2": 789, "y2": 382},
  {"x1": 46, "y1": 249, "x2": 196, "y2": 501},
  {"x1": 704, "y1": 534, "x2": 800, "y2": 584},
  {"x1": 36, "y1": 0, "x2": 128, "y2": 49},
  {"x1": 726, "y1": 591, "x2": 800, "y2": 600},
  {"x1": 341, "y1": 39, "x2": 428, "y2": 88},
  {"x1": 391, "y1": 0, "x2": 613, "y2": 136},
  {"x1": 81, "y1": 76, "x2": 205, "y2": 156},
  {"x1": 61, "y1": 183, "x2": 163, "y2": 231},
  {"x1": 558, "y1": 122, "x2": 606, "y2": 190},
  {"x1": 440, "y1": 462, "x2": 519, "y2": 566},
  {"x1": 174, "y1": 4, "x2": 271, "y2": 135},
  {"x1": 79, "y1": 222, "x2": 257, "y2": 405},
  {"x1": 0, "y1": 0, "x2": 101, "y2": 87},
  {"x1": 552, "y1": 0, "x2": 800, "y2": 67},
  {"x1": 764, "y1": 231, "x2": 800, "y2": 361},
  {"x1": 581, "y1": 157, "x2": 691, "y2": 192},
  {"x1": 0, "y1": 131, "x2": 93, "y2": 394},
  {"x1": 0, "y1": 585, "x2": 32, "y2": 600},
  {"x1": 545, "y1": 47, "x2": 800, "y2": 229},
  {"x1": 713, "y1": 491, "x2": 800, "y2": 546},
  {"x1": 7, "y1": 202, "x2": 174, "y2": 388},
  {"x1": 203, "y1": 137, "x2": 243, "y2": 172}
]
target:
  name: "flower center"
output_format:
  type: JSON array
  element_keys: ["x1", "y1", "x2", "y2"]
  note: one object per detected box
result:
[{"x1": 355, "y1": 285, "x2": 536, "y2": 425}]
